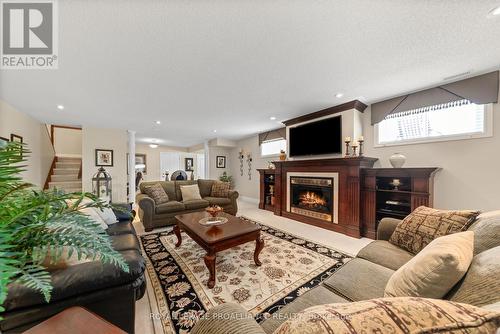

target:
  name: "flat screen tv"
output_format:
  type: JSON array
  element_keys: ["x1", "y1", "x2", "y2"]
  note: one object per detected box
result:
[{"x1": 289, "y1": 116, "x2": 342, "y2": 157}]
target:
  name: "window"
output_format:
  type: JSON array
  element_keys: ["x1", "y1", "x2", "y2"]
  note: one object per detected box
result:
[
  {"x1": 376, "y1": 100, "x2": 491, "y2": 146},
  {"x1": 261, "y1": 138, "x2": 286, "y2": 157}
]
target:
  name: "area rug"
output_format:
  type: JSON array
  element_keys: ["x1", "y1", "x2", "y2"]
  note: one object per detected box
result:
[{"x1": 140, "y1": 217, "x2": 352, "y2": 334}]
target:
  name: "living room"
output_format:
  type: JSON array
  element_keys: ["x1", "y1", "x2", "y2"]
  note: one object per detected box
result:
[{"x1": 1, "y1": 1, "x2": 500, "y2": 333}]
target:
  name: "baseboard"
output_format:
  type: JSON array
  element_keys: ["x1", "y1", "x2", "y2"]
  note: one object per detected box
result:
[{"x1": 239, "y1": 196, "x2": 259, "y2": 204}]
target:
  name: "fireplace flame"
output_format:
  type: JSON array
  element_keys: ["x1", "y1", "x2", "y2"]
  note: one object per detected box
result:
[{"x1": 299, "y1": 191, "x2": 327, "y2": 207}]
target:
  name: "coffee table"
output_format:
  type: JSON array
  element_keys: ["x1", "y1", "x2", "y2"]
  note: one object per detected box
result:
[{"x1": 174, "y1": 211, "x2": 264, "y2": 288}]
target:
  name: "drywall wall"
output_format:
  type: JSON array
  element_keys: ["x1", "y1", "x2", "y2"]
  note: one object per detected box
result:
[
  {"x1": 53, "y1": 126, "x2": 82, "y2": 157},
  {"x1": 82, "y1": 127, "x2": 128, "y2": 202},
  {"x1": 209, "y1": 146, "x2": 232, "y2": 180},
  {"x1": 135, "y1": 143, "x2": 193, "y2": 182},
  {"x1": 0, "y1": 100, "x2": 54, "y2": 187}
]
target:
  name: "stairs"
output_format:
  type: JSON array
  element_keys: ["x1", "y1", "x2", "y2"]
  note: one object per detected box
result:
[{"x1": 47, "y1": 157, "x2": 82, "y2": 193}]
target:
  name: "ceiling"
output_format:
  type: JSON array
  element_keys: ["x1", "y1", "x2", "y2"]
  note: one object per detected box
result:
[{"x1": 1, "y1": 0, "x2": 500, "y2": 147}]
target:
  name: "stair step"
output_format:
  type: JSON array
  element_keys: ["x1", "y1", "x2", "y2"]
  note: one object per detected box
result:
[
  {"x1": 55, "y1": 162, "x2": 80, "y2": 169},
  {"x1": 51, "y1": 174, "x2": 79, "y2": 182},
  {"x1": 57, "y1": 157, "x2": 82, "y2": 163},
  {"x1": 49, "y1": 181, "x2": 82, "y2": 189},
  {"x1": 53, "y1": 168, "x2": 79, "y2": 175}
]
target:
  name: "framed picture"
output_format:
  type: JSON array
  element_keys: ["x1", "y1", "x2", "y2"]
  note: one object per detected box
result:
[
  {"x1": 95, "y1": 149, "x2": 114, "y2": 167},
  {"x1": 216, "y1": 155, "x2": 226, "y2": 168},
  {"x1": 185, "y1": 157, "x2": 194, "y2": 171},
  {"x1": 0, "y1": 136, "x2": 9, "y2": 149},
  {"x1": 135, "y1": 154, "x2": 147, "y2": 174},
  {"x1": 10, "y1": 134, "x2": 23, "y2": 143}
]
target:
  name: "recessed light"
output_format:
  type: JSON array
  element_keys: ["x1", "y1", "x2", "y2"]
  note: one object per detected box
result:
[
  {"x1": 57, "y1": 105, "x2": 64, "y2": 110},
  {"x1": 213, "y1": 130, "x2": 217, "y2": 133},
  {"x1": 155, "y1": 120, "x2": 161, "y2": 125},
  {"x1": 270, "y1": 116, "x2": 277, "y2": 120},
  {"x1": 489, "y1": 5, "x2": 500, "y2": 16},
  {"x1": 149, "y1": 144, "x2": 158, "y2": 148},
  {"x1": 335, "y1": 93, "x2": 344, "y2": 98}
]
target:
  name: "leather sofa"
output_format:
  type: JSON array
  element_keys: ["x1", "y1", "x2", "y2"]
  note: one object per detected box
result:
[
  {"x1": 137, "y1": 179, "x2": 239, "y2": 231},
  {"x1": 0, "y1": 206, "x2": 146, "y2": 334},
  {"x1": 191, "y1": 212, "x2": 500, "y2": 333}
]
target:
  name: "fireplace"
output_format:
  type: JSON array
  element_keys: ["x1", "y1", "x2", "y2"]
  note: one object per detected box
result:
[{"x1": 290, "y1": 176, "x2": 334, "y2": 222}]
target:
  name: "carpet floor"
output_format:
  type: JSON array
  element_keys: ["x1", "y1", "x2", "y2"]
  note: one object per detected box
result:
[{"x1": 139, "y1": 217, "x2": 352, "y2": 334}]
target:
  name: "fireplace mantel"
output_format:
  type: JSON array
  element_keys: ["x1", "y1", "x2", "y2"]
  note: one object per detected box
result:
[{"x1": 271, "y1": 157, "x2": 378, "y2": 238}]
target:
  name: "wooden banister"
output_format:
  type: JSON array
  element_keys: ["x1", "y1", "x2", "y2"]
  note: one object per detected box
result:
[{"x1": 44, "y1": 156, "x2": 57, "y2": 190}]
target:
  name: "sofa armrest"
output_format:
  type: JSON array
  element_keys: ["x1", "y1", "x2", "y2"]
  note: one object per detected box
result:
[
  {"x1": 377, "y1": 217, "x2": 402, "y2": 240},
  {"x1": 191, "y1": 303, "x2": 265, "y2": 334},
  {"x1": 136, "y1": 194, "x2": 155, "y2": 231},
  {"x1": 228, "y1": 190, "x2": 239, "y2": 200}
]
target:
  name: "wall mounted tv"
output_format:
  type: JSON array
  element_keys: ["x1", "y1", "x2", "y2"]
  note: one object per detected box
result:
[{"x1": 289, "y1": 116, "x2": 342, "y2": 157}]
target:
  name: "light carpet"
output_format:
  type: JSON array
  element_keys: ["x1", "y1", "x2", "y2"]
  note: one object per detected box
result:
[{"x1": 139, "y1": 217, "x2": 351, "y2": 334}]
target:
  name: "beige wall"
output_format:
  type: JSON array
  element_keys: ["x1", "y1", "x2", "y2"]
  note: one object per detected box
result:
[
  {"x1": 135, "y1": 143, "x2": 188, "y2": 182},
  {"x1": 53, "y1": 127, "x2": 82, "y2": 156},
  {"x1": 209, "y1": 146, "x2": 232, "y2": 180},
  {"x1": 82, "y1": 127, "x2": 128, "y2": 202},
  {"x1": 0, "y1": 100, "x2": 54, "y2": 187}
]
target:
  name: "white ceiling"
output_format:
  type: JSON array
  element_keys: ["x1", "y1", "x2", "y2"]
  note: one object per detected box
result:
[{"x1": 1, "y1": 0, "x2": 500, "y2": 147}]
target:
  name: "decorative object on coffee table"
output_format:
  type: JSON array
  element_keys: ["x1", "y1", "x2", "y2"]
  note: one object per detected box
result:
[
  {"x1": 206, "y1": 205, "x2": 223, "y2": 218},
  {"x1": 95, "y1": 149, "x2": 113, "y2": 167},
  {"x1": 173, "y1": 211, "x2": 264, "y2": 289},
  {"x1": 390, "y1": 153, "x2": 406, "y2": 168}
]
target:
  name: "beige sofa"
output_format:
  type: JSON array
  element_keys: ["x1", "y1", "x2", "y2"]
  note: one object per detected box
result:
[
  {"x1": 191, "y1": 212, "x2": 500, "y2": 333},
  {"x1": 136, "y1": 179, "x2": 239, "y2": 231}
]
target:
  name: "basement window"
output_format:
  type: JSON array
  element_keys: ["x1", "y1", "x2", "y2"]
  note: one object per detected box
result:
[
  {"x1": 375, "y1": 100, "x2": 492, "y2": 146},
  {"x1": 261, "y1": 138, "x2": 286, "y2": 157}
]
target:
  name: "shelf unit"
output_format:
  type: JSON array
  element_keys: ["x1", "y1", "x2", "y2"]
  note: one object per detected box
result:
[
  {"x1": 257, "y1": 169, "x2": 277, "y2": 212},
  {"x1": 361, "y1": 168, "x2": 439, "y2": 239}
]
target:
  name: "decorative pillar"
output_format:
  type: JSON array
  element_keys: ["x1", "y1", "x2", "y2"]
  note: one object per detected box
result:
[
  {"x1": 127, "y1": 130, "x2": 136, "y2": 204},
  {"x1": 204, "y1": 140, "x2": 210, "y2": 179}
]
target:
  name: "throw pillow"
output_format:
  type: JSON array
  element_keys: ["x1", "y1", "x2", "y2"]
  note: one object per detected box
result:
[
  {"x1": 273, "y1": 297, "x2": 500, "y2": 334},
  {"x1": 80, "y1": 206, "x2": 109, "y2": 230},
  {"x1": 384, "y1": 231, "x2": 474, "y2": 299},
  {"x1": 389, "y1": 206, "x2": 479, "y2": 254},
  {"x1": 95, "y1": 207, "x2": 118, "y2": 225},
  {"x1": 180, "y1": 184, "x2": 202, "y2": 201},
  {"x1": 144, "y1": 183, "x2": 169, "y2": 205},
  {"x1": 211, "y1": 181, "x2": 230, "y2": 197}
]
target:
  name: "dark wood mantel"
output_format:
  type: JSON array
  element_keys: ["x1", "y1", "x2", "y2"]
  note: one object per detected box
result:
[{"x1": 270, "y1": 157, "x2": 378, "y2": 238}]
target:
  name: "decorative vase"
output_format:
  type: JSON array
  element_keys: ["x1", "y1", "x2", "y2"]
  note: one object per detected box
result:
[
  {"x1": 389, "y1": 153, "x2": 406, "y2": 168},
  {"x1": 279, "y1": 151, "x2": 286, "y2": 161}
]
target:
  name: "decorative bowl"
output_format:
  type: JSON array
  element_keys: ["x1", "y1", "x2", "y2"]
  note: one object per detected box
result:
[{"x1": 206, "y1": 205, "x2": 223, "y2": 218}]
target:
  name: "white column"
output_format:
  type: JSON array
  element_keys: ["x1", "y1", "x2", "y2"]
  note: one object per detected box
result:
[
  {"x1": 204, "y1": 140, "x2": 210, "y2": 179},
  {"x1": 127, "y1": 130, "x2": 136, "y2": 204}
]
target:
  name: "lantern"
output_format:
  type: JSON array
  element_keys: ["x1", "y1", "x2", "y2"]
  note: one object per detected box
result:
[{"x1": 92, "y1": 167, "x2": 112, "y2": 203}]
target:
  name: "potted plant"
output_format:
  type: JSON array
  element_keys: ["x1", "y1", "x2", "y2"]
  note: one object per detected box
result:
[
  {"x1": 0, "y1": 142, "x2": 128, "y2": 314},
  {"x1": 219, "y1": 171, "x2": 234, "y2": 188}
]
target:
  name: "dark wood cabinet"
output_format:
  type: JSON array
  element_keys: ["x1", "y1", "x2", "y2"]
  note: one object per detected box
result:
[
  {"x1": 360, "y1": 168, "x2": 439, "y2": 239},
  {"x1": 257, "y1": 169, "x2": 277, "y2": 212}
]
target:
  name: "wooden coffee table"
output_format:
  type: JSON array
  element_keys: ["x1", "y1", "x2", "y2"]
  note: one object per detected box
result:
[{"x1": 174, "y1": 211, "x2": 264, "y2": 288}]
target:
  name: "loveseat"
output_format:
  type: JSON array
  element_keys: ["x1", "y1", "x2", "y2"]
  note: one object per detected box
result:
[
  {"x1": 191, "y1": 211, "x2": 500, "y2": 333},
  {"x1": 0, "y1": 206, "x2": 146, "y2": 333},
  {"x1": 137, "y1": 179, "x2": 239, "y2": 231}
]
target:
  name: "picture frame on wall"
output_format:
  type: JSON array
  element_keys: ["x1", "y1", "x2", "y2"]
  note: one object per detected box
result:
[
  {"x1": 216, "y1": 155, "x2": 226, "y2": 168},
  {"x1": 135, "y1": 154, "x2": 147, "y2": 174},
  {"x1": 10, "y1": 134, "x2": 23, "y2": 143},
  {"x1": 95, "y1": 149, "x2": 114, "y2": 167},
  {"x1": 0, "y1": 136, "x2": 9, "y2": 149},
  {"x1": 185, "y1": 157, "x2": 194, "y2": 171}
]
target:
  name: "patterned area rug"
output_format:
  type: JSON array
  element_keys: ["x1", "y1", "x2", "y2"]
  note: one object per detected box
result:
[{"x1": 140, "y1": 217, "x2": 352, "y2": 334}]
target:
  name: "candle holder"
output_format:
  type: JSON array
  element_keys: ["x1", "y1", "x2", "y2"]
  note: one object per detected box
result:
[
  {"x1": 352, "y1": 145, "x2": 358, "y2": 157},
  {"x1": 344, "y1": 140, "x2": 351, "y2": 157},
  {"x1": 358, "y1": 139, "x2": 364, "y2": 157}
]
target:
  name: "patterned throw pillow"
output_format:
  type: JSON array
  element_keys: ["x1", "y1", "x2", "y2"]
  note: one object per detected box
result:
[
  {"x1": 274, "y1": 297, "x2": 500, "y2": 334},
  {"x1": 389, "y1": 206, "x2": 479, "y2": 254},
  {"x1": 144, "y1": 183, "x2": 169, "y2": 205},
  {"x1": 210, "y1": 181, "x2": 230, "y2": 197}
]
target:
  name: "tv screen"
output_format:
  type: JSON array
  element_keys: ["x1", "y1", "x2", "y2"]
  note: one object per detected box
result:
[{"x1": 289, "y1": 116, "x2": 342, "y2": 157}]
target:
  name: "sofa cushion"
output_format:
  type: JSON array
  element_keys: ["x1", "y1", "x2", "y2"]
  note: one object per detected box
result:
[
  {"x1": 106, "y1": 221, "x2": 135, "y2": 235},
  {"x1": 260, "y1": 285, "x2": 348, "y2": 334},
  {"x1": 111, "y1": 234, "x2": 140, "y2": 251},
  {"x1": 385, "y1": 231, "x2": 474, "y2": 299},
  {"x1": 175, "y1": 180, "x2": 198, "y2": 200},
  {"x1": 204, "y1": 196, "x2": 231, "y2": 206},
  {"x1": 183, "y1": 199, "x2": 210, "y2": 210},
  {"x1": 273, "y1": 297, "x2": 500, "y2": 334},
  {"x1": 143, "y1": 183, "x2": 169, "y2": 205},
  {"x1": 389, "y1": 206, "x2": 479, "y2": 254},
  {"x1": 197, "y1": 179, "x2": 215, "y2": 198},
  {"x1": 357, "y1": 240, "x2": 413, "y2": 270},
  {"x1": 468, "y1": 210, "x2": 500, "y2": 255},
  {"x1": 322, "y1": 258, "x2": 393, "y2": 301},
  {"x1": 155, "y1": 201, "x2": 185, "y2": 214},
  {"x1": 180, "y1": 184, "x2": 202, "y2": 201},
  {"x1": 447, "y1": 246, "x2": 500, "y2": 307},
  {"x1": 211, "y1": 181, "x2": 230, "y2": 197}
]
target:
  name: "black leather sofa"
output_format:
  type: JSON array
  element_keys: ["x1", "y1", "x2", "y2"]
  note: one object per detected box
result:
[{"x1": 0, "y1": 206, "x2": 146, "y2": 333}]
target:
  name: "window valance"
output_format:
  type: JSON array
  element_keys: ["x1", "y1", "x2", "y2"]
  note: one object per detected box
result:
[{"x1": 258, "y1": 127, "x2": 286, "y2": 146}]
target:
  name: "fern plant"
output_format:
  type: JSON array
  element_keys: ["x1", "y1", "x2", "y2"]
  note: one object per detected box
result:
[{"x1": 0, "y1": 142, "x2": 129, "y2": 314}]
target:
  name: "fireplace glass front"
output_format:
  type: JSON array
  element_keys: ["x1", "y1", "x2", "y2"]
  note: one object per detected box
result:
[{"x1": 290, "y1": 176, "x2": 333, "y2": 222}]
